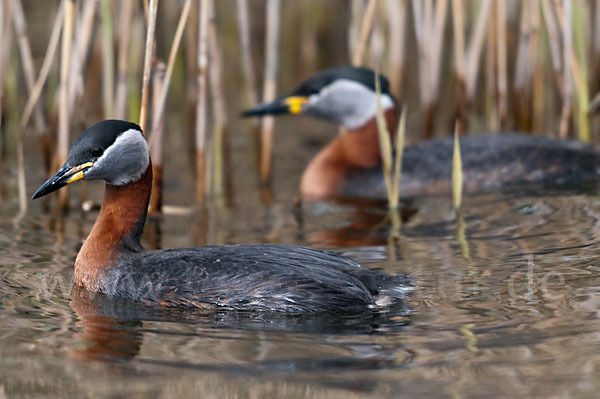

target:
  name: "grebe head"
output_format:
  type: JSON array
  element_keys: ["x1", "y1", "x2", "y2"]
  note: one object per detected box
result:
[
  {"x1": 32, "y1": 120, "x2": 149, "y2": 199},
  {"x1": 242, "y1": 66, "x2": 397, "y2": 130}
]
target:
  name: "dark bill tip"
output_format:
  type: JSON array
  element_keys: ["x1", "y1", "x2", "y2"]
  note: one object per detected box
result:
[
  {"x1": 241, "y1": 98, "x2": 290, "y2": 117},
  {"x1": 31, "y1": 164, "x2": 73, "y2": 200}
]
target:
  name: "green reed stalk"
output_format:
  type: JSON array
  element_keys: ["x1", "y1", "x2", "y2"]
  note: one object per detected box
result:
[
  {"x1": 452, "y1": 124, "x2": 463, "y2": 211},
  {"x1": 572, "y1": 0, "x2": 590, "y2": 142},
  {"x1": 392, "y1": 108, "x2": 406, "y2": 205},
  {"x1": 374, "y1": 74, "x2": 404, "y2": 210}
]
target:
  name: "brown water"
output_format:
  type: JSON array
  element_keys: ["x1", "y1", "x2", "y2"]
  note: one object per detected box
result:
[{"x1": 3, "y1": 125, "x2": 600, "y2": 399}]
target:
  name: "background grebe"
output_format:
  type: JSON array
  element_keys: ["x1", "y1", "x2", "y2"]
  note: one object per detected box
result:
[
  {"x1": 32, "y1": 120, "x2": 409, "y2": 312},
  {"x1": 243, "y1": 66, "x2": 600, "y2": 200}
]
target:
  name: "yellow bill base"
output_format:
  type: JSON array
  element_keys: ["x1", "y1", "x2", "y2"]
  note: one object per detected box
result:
[
  {"x1": 284, "y1": 96, "x2": 308, "y2": 114},
  {"x1": 66, "y1": 162, "x2": 94, "y2": 184}
]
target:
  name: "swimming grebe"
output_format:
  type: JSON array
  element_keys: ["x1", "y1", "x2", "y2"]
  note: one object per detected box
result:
[
  {"x1": 32, "y1": 120, "x2": 409, "y2": 312},
  {"x1": 243, "y1": 66, "x2": 600, "y2": 200}
]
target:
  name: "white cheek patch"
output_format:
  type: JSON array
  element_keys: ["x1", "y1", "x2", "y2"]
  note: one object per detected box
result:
[
  {"x1": 306, "y1": 79, "x2": 395, "y2": 129},
  {"x1": 86, "y1": 129, "x2": 149, "y2": 185}
]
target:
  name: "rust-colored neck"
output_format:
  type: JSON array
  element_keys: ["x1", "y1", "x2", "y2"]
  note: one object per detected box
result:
[
  {"x1": 300, "y1": 108, "x2": 398, "y2": 199},
  {"x1": 75, "y1": 164, "x2": 152, "y2": 290}
]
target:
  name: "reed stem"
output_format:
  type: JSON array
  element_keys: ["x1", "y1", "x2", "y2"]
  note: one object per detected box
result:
[
  {"x1": 67, "y1": 0, "x2": 97, "y2": 115},
  {"x1": 57, "y1": 0, "x2": 75, "y2": 210},
  {"x1": 149, "y1": 62, "x2": 165, "y2": 214},
  {"x1": 352, "y1": 0, "x2": 378, "y2": 66},
  {"x1": 114, "y1": 0, "x2": 133, "y2": 120},
  {"x1": 386, "y1": 0, "x2": 407, "y2": 99},
  {"x1": 452, "y1": 124, "x2": 463, "y2": 211},
  {"x1": 139, "y1": 0, "x2": 158, "y2": 134},
  {"x1": 19, "y1": 2, "x2": 64, "y2": 132},
  {"x1": 148, "y1": 0, "x2": 192, "y2": 149},
  {"x1": 100, "y1": 0, "x2": 114, "y2": 118},
  {"x1": 236, "y1": 0, "x2": 258, "y2": 107},
  {"x1": 10, "y1": 0, "x2": 47, "y2": 131},
  {"x1": 195, "y1": 0, "x2": 210, "y2": 201},
  {"x1": 260, "y1": 0, "x2": 281, "y2": 184},
  {"x1": 208, "y1": 2, "x2": 227, "y2": 198}
]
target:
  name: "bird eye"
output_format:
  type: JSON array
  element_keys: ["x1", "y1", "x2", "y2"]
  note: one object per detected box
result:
[{"x1": 91, "y1": 147, "x2": 104, "y2": 158}]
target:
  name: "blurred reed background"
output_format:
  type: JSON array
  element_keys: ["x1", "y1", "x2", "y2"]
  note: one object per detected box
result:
[{"x1": 1, "y1": 0, "x2": 600, "y2": 215}]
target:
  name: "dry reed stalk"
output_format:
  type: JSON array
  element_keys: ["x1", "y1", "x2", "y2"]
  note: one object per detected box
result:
[
  {"x1": 208, "y1": 3, "x2": 228, "y2": 198},
  {"x1": 19, "y1": 2, "x2": 64, "y2": 132},
  {"x1": 531, "y1": 1, "x2": 545, "y2": 134},
  {"x1": 148, "y1": 0, "x2": 192, "y2": 149},
  {"x1": 10, "y1": 0, "x2": 47, "y2": 132},
  {"x1": 15, "y1": 124, "x2": 26, "y2": 217},
  {"x1": 0, "y1": 0, "x2": 4, "y2": 142},
  {"x1": 557, "y1": 0, "x2": 573, "y2": 138},
  {"x1": 367, "y1": 10, "x2": 386, "y2": 69},
  {"x1": 464, "y1": 0, "x2": 492, "y2": 99},
  {"x1": 67, "y1": 0, "x2": 97, "y2": 115},
  {"x1": 352, "y1": 0, "x2": 378, "y2": 66},
  {"x1": 236, "y1": 0, "x2": 260, "y2": 177},
  {"x1": 299, "y1": 2, "x2": 318, "y2": 75},
  {"x1": 195, "y1": 0, "x2": 210, "y2": 201},
  {"x1": 57, "y1": 0, "x2": 75, "y2": 210},
  {"x1": 16, "y1": 0, "x2": 63, "y2": 195},
  {"x1": 236, "y1": 0, "x2": 258, "y2": 107},
  {"x1": 100, "y1": 0, "x2": 114, "y2": 118},
  {"x1": 114, "y1": 0, "x2": 133, "y2": 120},
  {"x1": 139, "y1": 0, "x2": 158, "y2": 134},
  {"x1": 348, "y1": 0, "x2": 363, "y2": 60},
  {"x1": 183, "y1": 0, "x2": 198, "y2": 169},
  {"x1": 451, "y1": 0, "x2": 466, "y2": 130},
  {"x1": 514, "y1": 1, "x2": 534, "y2": 130},
  {"x1": 412, "y1": 0, "x2": 448, "y2": 139},
  {"x1": 374, "y1": 75, "x2": 394, "y2": 204},
  {"x1": 0, "y1": 0, "x2": 14, "y2": 168},
  {"x1": 149, "y1": 62, "x2": 165, "y2": 214},
  {"x1": 260, "y1": 0, "x2": 281, "y2": 184},
  {"x1": 495, "y1": 0, "x2": 508, "y2": 128},
  {"x1": 485, "y1": 10, "x2": 498, "y2": 130},
  {"x1": 541, "y1": 1, "x2": 563, "y2": 80}
]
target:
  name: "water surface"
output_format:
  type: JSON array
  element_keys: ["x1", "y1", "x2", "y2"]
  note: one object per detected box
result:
[{"x1": 3, "y1": 184, "x2": 600, "y2": 398}]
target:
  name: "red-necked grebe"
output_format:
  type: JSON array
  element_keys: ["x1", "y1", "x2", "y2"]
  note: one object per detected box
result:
[
  {"x1": 242, "y1": 66, "x2": 600, "y2": 200},
  {"x1": 32, "y1": 120, "x2": 409, "y2": 312}
]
